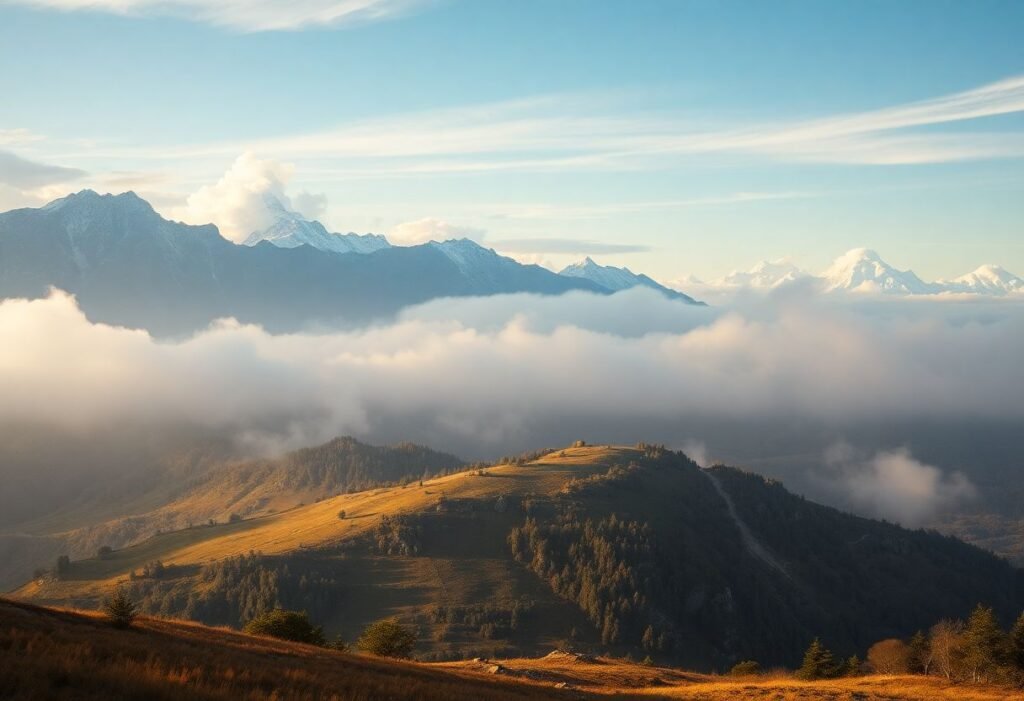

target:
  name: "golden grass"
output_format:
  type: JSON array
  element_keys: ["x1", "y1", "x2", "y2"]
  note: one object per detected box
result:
[{"x1": 4, "y1": 598, "x2": 1022, "y2": 701}]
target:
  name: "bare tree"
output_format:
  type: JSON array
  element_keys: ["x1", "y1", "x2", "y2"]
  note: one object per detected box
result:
[{"x1": 930, "y1": 619, "x2": 965, "y2": 681}]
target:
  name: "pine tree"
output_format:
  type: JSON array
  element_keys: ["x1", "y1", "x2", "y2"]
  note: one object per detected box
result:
[
  {"x1": 798, "y1": 638, "x2": 838, "y2": 680},
  {"x1": 908, "y1": 630, "x2": 931, "y2": 674},
  {"x1": 842, "y1": 654, "x2": 862, "y2": 677},
  {"x1": 103, "y1": 586, "x2": 138, "y2": 629},
  {"x1": 962, "y1": 604, "x2": 1005, "y2": 683}
]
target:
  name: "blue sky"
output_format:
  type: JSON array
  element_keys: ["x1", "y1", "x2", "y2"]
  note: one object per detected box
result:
[{"x1": 1, "y1": 0, "x2": 1022, "y2": 282}]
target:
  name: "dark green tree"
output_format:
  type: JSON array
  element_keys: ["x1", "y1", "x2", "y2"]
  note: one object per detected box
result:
[
  {"x1": 103, "y1": 586, "x2": 138, "y2": 629},
  {"x1": 243, "y1": 609, "x2": 326, "y2": 646},
  {"x1": 962, "y1": 604, "x2": 1005, "y2": 683},
  {"x1": 907, "y1": 630, "x2": 931, "y2": 674},
  {"x1": 357, "y1": 619, "x2": 417, "y2": 658},
  {"x1": 842, "y1": 654, "x2": 862, "y2": 677},
  {"x1": 797, "y1": 638, "x2": 838, "y2": 680}
]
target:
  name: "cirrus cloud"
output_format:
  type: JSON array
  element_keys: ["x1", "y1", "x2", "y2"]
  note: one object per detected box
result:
[{"x1": 2, "y1": 0, "x2": 432, "y2": 32}]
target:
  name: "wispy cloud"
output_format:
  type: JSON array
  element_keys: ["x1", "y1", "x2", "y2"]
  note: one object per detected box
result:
[
  {"x1": 2, "y1": 0, "x2": 431, "y2": 31},
  {"x1": 65, "y1": 74, "x2": 1024, "y2": 177}
]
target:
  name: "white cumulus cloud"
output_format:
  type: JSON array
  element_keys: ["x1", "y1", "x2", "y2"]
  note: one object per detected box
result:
[{"x1": 175, "y1": 152, "x2": 327, "y2": 242}]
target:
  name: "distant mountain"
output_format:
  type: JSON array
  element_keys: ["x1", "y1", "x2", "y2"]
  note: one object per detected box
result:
[
  {"x1": 242, "y1": 194, "x2": 390, "y2": 255},
  {"x1": 938, "y1": 264, "x2": 1024, "y2": 296},
  {"x1": 717, "y1": 258, "x2": 809, "y2": 289},
  {"x1": 820, "y1": 248, "x2": 934, "y2": 295},
  {"x1": 0, "y1": 191, "x2": 610, "y2": 335},
  {"x1": 559, "y1": 256, "x2": 701, "y2": 303}
]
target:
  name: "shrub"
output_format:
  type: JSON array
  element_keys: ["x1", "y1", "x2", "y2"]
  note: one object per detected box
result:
[
  {"x1": 729, "y1": 660, "x2": 761, "y2": 676},
  {"x1": 229, "y1": 513, "x2": 242, "y2": 523},
  {"x1": 337, "y1": 510, "x2": 347, "y2": 519},
  {"x1": 97, "y1": 546, "x2": 113, "y2": 559},
  {"x1": 103, "y1": 587, "x2": 138, "y2": 629},
  {"x1": 867, "y1": 639, "x2": 911, "y2": 674},
  {"x1": 243, "y1": 609, "x2": 326, "y2": 646},
  {"x1": 357, "y1": 619, "x2": 416, "y2": 658}
]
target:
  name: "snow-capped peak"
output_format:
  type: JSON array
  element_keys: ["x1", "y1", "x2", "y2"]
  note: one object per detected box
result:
[
  {"x1": 560, "y1": 257, "x2": 641, "y2": 291},
  {"x1": 820, "y1": 248, "x2": 932, "y2": 295},
  {"x1": 243, "y1": 195, "x2": 389, "y2": 255},
  {"x1": 939, "y1": 264, "x2": 1024, "y2": 295}
]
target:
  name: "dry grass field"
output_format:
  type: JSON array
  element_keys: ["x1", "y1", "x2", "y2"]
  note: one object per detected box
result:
[{"x1": 3, "y1": 598, "x2": 1022, "y2": 701}]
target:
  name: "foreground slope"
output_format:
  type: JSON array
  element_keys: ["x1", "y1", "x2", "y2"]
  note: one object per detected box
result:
[
  {"x1": 15, "y1": 445, "x2": 1024, "y2": 669},
  {"x1": 0, "y1": 598, "x2": 572, "y2": 701},
  {"x1": 2, "y1": 598, "x2": 1020, "y2": 701}
]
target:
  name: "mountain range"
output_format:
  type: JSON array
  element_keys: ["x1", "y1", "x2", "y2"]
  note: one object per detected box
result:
[
  {"x1": 709, "y1": 247, "x2": 1024, "y2": 296},
  {"x1": 0, "y1": 191, "x2": 700, "y2": 336}
]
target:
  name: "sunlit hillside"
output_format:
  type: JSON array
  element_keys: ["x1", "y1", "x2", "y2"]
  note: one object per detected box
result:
[{"x1": 15, "y1": 444, "x2": 1022, "y2": 669}]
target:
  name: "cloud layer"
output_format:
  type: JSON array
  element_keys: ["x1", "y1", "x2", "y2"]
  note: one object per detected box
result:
[{"x1": 2, "y1": 288, "x2": 1022, "y2": 442}]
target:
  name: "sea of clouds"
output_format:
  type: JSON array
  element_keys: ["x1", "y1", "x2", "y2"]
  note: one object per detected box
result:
[{"x1": 1, "y1": 286, "x2": 1021, "y2": 523}]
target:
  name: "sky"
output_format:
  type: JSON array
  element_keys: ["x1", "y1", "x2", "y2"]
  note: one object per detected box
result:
[{"x1": 1, "y1": 0, "x2": 1023, "y2": 282}]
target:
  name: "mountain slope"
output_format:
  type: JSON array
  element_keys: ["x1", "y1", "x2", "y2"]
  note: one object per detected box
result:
[
  {"x1": 559, "y1": 257, "x2": 701, "y2": 303},
  {"x1": 242, "y1": 194, "x2": 390, "y2": 254},
  {"x1": 16, "y1": 444, "x2": 1022, "y2": 670},
  {"x1": 0, "y1": 191, "x2": 606, "y2": 335}
]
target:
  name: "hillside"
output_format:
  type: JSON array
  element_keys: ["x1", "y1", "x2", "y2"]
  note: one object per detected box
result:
[
  {"x1": 15, "y1": 444, "x2": 1023, "y2": 670},
  {"x1": 0, "y1": 437, "x2": 463, "y2": 591},
  {"x1": 2, "y1": 598, "x2": 1020, "y2": 701}
]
